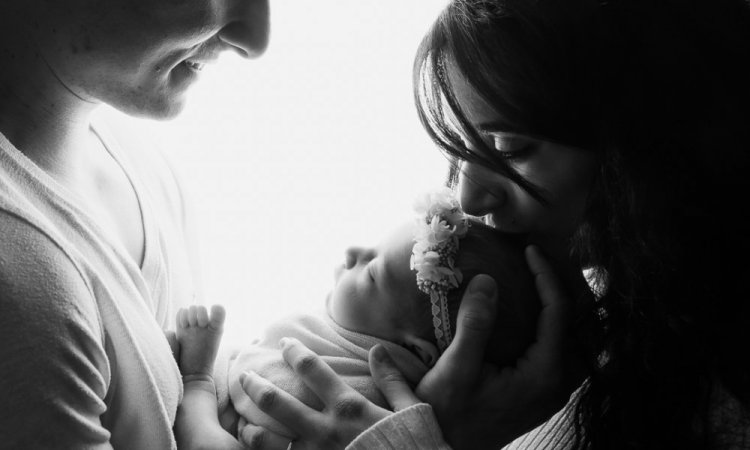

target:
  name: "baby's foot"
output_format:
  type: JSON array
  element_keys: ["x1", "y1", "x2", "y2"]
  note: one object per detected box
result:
[{"x1": 176, "y1": 304, "x2": 226, "y2": 377}]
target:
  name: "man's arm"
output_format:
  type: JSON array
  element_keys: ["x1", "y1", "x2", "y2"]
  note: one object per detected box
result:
[{"x1": 0, "y1": 211, "x2": 114, "y2": 448}]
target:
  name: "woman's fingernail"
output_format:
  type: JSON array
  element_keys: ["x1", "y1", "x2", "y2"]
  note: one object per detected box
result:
[
  {"x1": 468, "y1": 274, "x2": 497, "y2": 297},
  {"x1": 526, "y1": 244, "x2": 540, "y2": 256},
  {"x1": 371, "y1": 345, "x2": 391, "y2": 363},
  {"x1": 239, "y1": 372, "x2": 248, "y2": 384}
]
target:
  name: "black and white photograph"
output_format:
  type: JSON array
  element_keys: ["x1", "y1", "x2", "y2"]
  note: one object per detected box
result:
[{"x1": 1, "y1": 0, "x2": 749, "y2": 448}]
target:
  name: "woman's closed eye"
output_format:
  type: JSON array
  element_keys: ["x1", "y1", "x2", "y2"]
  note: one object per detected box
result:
[{"x1": 483, "y1": 132, "x2": 534, "y2": 160}]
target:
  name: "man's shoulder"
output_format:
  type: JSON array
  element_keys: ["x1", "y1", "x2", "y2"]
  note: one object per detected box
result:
[
  {"x1": 0, "y1": 213, "x2": 111, "y2": 448},
  {"x1": 0, "y1": 208, "x2": 98, "y2": 327}
]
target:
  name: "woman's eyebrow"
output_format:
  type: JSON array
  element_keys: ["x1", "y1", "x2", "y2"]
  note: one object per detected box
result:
[
  {"x1": 475, "y1": 126, "x2": 542, "y2": 142},
  {"x1": 474, "y1": 122, "x2": 524, "y2": 137},
  {"x1": 475, "y1": 121, "x2": 508, "y2": 133}
]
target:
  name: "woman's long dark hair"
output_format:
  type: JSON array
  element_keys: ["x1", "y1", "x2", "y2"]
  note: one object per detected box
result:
[{"x1": 414, "y1": 0, "x2": 750, "y2": 448}]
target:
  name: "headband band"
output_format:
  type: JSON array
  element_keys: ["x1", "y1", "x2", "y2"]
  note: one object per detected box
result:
[{"x1": 410, "y1": 188, "x2": 469, "y2": 352}]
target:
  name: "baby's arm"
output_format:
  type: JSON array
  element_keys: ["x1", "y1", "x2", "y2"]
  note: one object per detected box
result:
[{"x1": 174, "y1": 305, "x2": 243, "y2": 450}]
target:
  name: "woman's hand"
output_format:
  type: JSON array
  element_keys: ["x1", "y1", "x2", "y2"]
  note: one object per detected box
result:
[
  {"x1": 237, "y1": 245, "x2": 583, "y2": 449},
  {"x1": 237, "y1": 337, "x2": 421, "y2": 450},
  {"x1": 236, "y1": 272, "x2": 505, "y2": 449},
  {"x1": 404, "y1": 245, "x2": 586, "y2": 449}
]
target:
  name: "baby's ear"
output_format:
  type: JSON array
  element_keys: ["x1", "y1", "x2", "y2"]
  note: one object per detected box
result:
[{"x1": 402, "y1": 335, "x2": 439, "y2": 368}]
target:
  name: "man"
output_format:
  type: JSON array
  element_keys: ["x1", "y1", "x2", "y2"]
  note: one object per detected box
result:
[{"x1": 0, "y1": 1, "x2": 268, "y2": 447}]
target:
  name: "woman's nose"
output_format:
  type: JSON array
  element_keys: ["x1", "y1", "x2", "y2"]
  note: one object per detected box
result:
[
  {"x1": 457, "y1": 162, "x2": 508, "y2": 216},
  {"x1": 219, "y1": 0, "x2": 270, "y2": 59},
  {"x1": 344, "y1": 247, "x2": 376, "y2": 269}
]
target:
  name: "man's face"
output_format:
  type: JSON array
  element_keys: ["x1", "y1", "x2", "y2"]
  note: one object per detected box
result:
[
  {"x1": 25, "y1": 0, "x2": 269, "y2": 118},
  {"x1": 327, "y1": 222, "x2": 425, "y2": 342}
]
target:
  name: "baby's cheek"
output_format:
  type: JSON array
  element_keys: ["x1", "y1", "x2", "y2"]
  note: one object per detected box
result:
[{"x1": 329, "y1": 289, "x2": 371, "y2": 331}]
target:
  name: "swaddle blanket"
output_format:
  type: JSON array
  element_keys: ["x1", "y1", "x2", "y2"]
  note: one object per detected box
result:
[{"x1": 227, "y1": 313, "x2": 430, "y2": 438}]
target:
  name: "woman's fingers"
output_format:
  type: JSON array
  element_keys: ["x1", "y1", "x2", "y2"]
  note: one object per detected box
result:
[
  {"x1": 280, "y1": 337, "x2": 361, "y2": 406},
  {"x1": 524, "y1": 245, "x2": 570, "y2": 365},
  {"x1": 238, "y1": 422, "x2": 293, "y2": 450},
  {"x1": 524, "y1": 244, "x2": 589, "y2": 398},
  {"x1": 368, "y1": 345, "x2": 421, "y2": 412},
  {"x1": 416, "y1": 274, "x2": 497, "y2": 409},
  {"x1": 446, "y1": 275, "x2": 498, "y2": 371},
  {"x1": 429, "y1": 275, "x2": 497, "y2": 378},
  {"x1": 244, "y1": 340, "x2": 393, "y2": 449},
  {"x1": 239, "y1": 370, "x2": 324, "y2": 436}
]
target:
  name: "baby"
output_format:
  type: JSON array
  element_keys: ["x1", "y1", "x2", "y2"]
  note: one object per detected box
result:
[{"x1": 173, "y1": 188, "x2": 540, "y2": 449}]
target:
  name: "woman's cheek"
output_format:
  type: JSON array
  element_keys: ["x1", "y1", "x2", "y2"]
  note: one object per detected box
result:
[{"x1": 546, "y1": 192, "x2": 589, "y2": 237}]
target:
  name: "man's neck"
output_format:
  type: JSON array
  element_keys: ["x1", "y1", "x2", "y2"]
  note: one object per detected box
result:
[{"x1": 0, "y1": 14, "x2": 99, "y2": 185}]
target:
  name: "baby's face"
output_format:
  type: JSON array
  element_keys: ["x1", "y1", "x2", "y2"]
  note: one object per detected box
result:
[{"x1": 327, "y1": 222, "x2": 424, "y2": 342}]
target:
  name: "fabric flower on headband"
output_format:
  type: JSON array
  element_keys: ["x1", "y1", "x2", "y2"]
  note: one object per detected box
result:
[{"x1": 410, "y1": 187, "x2": 469, "y2": 352}]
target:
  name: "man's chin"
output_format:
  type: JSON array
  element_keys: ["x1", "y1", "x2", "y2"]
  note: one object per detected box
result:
[{"x1": 111, "y1": 94, "x2": 188, "y2": 121}]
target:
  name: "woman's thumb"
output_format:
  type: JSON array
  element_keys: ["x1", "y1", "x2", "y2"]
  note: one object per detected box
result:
[{"x1": 369, "y1": 345, "x2": 421, "y2": 412}]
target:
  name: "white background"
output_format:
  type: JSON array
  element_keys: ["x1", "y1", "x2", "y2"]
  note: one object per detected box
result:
[{"x1": 96, "y1": 1, "x2": 450, "y2": 347}]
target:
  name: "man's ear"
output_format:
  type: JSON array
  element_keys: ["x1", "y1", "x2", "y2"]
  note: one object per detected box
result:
[{"x1": 402, "y1": 335, "x2": 439, "y2": 367}]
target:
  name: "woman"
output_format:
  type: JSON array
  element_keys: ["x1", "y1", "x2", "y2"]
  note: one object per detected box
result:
[{"x1": 241, "y1": 0, "x2": 750, "y2": 448}]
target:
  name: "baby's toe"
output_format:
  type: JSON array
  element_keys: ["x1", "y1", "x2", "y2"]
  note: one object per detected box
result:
[
  {"x1": 177, "y1": 308, "x2": 189, "y2": 329},
  {"x1": 209, "y1": 304, "x2": 226, "y2": 329},
  {"x1": 197, "y1": 306, "x2": 209, "y2": 327},
  {"x1": 188, "y1": 305, "x2": 199, "y2": 327}
]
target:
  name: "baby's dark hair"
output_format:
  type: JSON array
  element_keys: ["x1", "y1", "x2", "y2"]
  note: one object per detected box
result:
[{"x1": 415, "y1": 219, "x2": 539, "y2": 367}]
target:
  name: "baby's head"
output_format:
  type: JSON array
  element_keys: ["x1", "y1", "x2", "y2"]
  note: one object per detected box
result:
[{"x1": 328, "y1": 189, "x2": 539, "y2": 368}]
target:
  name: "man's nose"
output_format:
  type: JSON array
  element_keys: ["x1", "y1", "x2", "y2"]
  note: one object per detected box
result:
[
  {"x1": 344, "y1": 247, "x2": 376, "y2": 269},
  {"x1": 219, "y1": 0, "x2": 270, "y2": 58},
  {"x1": 457, "y1": 162, "x2": 508, "y2": 216}
]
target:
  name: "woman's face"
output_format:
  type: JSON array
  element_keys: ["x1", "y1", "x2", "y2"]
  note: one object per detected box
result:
[
  {"x1": 448, "y1": 64, "x2": 600, "y2": 243},
  {"x1": 18, "y1": 0, "x2": 269, "y2": 118}
]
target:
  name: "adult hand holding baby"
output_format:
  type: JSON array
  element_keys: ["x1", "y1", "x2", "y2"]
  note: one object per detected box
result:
[
  {"x1": 235, "y1": 272, "x2": 500, "y2": 450},
  {"x1": 237, "y1": 246, "x2": 582, "y2": 450},
  {"x1": 237, "y1": 336, "x2": 394, "y2": 450},
  {"x1": 408, "y1": 246, "x2": 586, "y2": 450}
]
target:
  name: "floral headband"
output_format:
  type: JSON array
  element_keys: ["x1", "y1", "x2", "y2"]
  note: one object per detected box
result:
[{"x1": 410, "y1": 188, "x2": 469, "y2": 352}]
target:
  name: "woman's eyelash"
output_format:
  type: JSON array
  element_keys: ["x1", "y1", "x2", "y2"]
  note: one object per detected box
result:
[
  {"x1": 497, "y1": 144, "x2": 532, "y2": 160},
  {"x1": 489, "y1": 136, "x2": 532, "y2": 159}
]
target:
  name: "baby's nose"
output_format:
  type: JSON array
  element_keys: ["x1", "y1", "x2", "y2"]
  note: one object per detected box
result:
[{"x1": 344, "y1": 246, "x2": 375, "y2": 269}]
